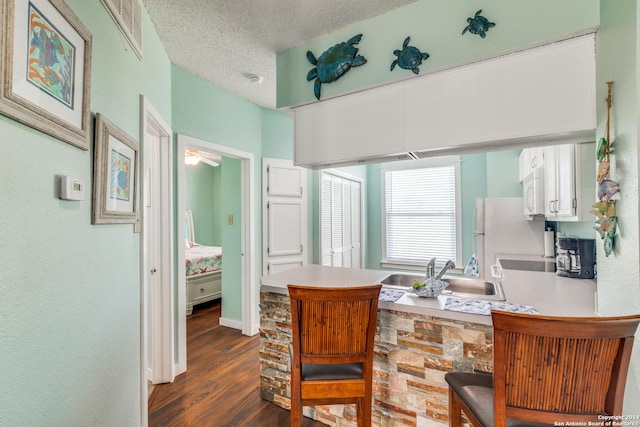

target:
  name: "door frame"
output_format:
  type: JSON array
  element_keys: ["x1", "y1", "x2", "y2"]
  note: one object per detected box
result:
[
  {"x1": 176, "y1": 134, "x2": 257, "y2": 369},
  {"x1": 139, "y1": 96, "x2": 174, "y2": 426}
]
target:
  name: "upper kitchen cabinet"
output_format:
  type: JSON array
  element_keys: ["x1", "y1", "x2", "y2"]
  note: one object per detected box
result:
[
  {"x1": 518, "y1": 147, "x2": 545, "y2": 182},
  {"x1": 404, "y1": 35, "x2": 595, "y2": 154},
  {"x1": 293, "y1": 34, "x2": 596, "y2": 169},
  {"x1": 544, "y1": 142, "x2": 596, "y2": 221},
  {"x1": 544, "y1": 144, "x2": 577, "y2": 218},
  {"x1": 294, "y1": 85, "x2": 405, "y2": 168}
]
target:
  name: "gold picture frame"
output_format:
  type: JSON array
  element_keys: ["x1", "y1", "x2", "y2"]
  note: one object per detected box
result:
[
  {"x1": 0, "y1": 0, "x2": 92, "y2": 150},
  {"x1": 92, "y1": 113, "x2": 138, "y2": 224}
]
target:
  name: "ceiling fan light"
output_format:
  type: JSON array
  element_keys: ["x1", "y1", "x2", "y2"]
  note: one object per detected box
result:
[{"x1": 185, "y1": 152, "x2": 201, "y2": 166}]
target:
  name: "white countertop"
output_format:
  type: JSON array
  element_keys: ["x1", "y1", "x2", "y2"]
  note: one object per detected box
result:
[{"x1": 260, "y1": 261, "x2": 597, "y2": 326}]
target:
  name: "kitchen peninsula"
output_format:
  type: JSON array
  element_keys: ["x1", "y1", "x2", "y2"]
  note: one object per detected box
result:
[{"x1": 259, "y1": 263, "x2": 596, "y2": 425}]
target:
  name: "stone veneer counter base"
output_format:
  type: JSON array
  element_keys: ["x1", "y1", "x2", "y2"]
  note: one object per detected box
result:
[{"x1": 259, "y1": 264, "x2": 597, "y2": 426}]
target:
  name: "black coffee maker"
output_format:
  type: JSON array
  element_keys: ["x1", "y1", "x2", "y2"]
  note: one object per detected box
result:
[{"x1": 556, "y1": 237, "x2": 596, "y2": 279}]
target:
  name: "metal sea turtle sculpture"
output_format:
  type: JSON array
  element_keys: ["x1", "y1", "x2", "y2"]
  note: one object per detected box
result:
[
  {"x1": 306, "y1": 34, "x2": 367, "y2": 100},
  {"x1": 390, "y1": 36, "x2": 429, "y2": 75},
  {"x1": 462, "y1": 9, "x2": 495, "y2": 38}
]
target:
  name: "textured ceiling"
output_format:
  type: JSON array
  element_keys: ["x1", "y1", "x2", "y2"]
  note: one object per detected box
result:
[{"x1": 143, "y1": 0, "x2": 416, "y2": 109}]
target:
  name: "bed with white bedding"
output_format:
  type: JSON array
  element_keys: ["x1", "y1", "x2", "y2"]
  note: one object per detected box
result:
[{"x1": 185, "y1": 209, "x2": 222, "y2": 315}]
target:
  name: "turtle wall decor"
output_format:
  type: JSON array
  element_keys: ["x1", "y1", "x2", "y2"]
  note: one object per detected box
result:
[
  {"x1": 306, "y1": 34, "x2": 367, "y2": 100},
  {"x1": 390, "y1": 36, "x2": 430, "y2": 75},
  {"x1": 462, "y1": 9, "x2": 495, "y2": 38}
]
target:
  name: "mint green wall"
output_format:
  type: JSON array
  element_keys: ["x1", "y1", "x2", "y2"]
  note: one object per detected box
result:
[
  {"x1": 261, "y1": 109, "x2": 294, "y2": 159},
  {"x1": 363, "y1": 154, "x2": 491, "y2": 270},
  {"x1": 277, "y1": 0, "x2": 599, "y2": 107},
  {"x1": 212, "y1": 164, "x2": 223, "y2": 245},
  {"x1": 555, "y1": 221, "x2": 596, "y2": 239},
  {"x1": 185, "y1": 163, "x2": 219, "y2": 245},
  {"x1": 221, "y1": 158, "x2": 242, "y2": 320},
  {"x1": 460, "y1": 154, "x2": 489, "y2": 263},
  {"x1": 486, "y1": 150, "x2": 521, "y2": 197},
  {"x1": 595, "y1": 0, "x2": 640, "y2": 412},
  {"x1": 171, "y1": 65, "x2": 263, "y2": 324},
  {"x1": 0, "y1": 1, "x2": 172, "y2": 425}
]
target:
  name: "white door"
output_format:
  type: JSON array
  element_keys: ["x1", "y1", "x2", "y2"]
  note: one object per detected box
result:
[
  {"x1": 141, "y1": 98, "x2": 174, "y2": 389},
  {"x1": 146, "y1": 133, "x2": 162, "y2": 383},
  {"x1": 262, "y1": 158, "x2": 307, "y2": 275},
  {"x1": 320, "y1": 171, "x2": 364, "y2": 269}
]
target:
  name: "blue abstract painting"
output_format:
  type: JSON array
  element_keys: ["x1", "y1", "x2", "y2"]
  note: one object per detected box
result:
[
  {"x1": 110, "y1": 148, "x2": 131, "y2": 202},
  {"x1": 27, "y1": 2, "x2": 76, "y2": 109}
]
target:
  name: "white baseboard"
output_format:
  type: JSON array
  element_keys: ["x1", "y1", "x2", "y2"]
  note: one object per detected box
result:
[
  {"x1": 175, "y1": 362, "x2": 186, "y2": 377},
  {"x1": 249, "y1": 323, "x2": 260, "y2": 336},
  {"x1": 219, "y1": 317, "x2": 242, "y2": 330}
]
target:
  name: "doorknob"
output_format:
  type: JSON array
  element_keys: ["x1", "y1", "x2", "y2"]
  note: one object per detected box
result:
[{"x1": 150, "y1": 268, "x2": 157, "y2": 274}]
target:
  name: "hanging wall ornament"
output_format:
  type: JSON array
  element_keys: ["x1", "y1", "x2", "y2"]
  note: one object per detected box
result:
[
  {"x1": 390, "y1": 36, "x2": 430, "y2": 75},
  {"x1": 462, "y1": 9, "x2": 495, "y2": 38},
  {"x1": 306, "y1": 34, "x2": 367, "y2": 100},
  {"x1": 593, "y1": 82, "x2": 619, "y2": 257}
]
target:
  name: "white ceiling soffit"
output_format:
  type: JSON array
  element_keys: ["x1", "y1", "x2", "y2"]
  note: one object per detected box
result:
[{"x1": 142, "y1": 0, "x2": 416, "y2": 109}]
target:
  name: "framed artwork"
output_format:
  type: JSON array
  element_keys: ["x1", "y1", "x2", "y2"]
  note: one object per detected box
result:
[
  {"x1": 0, "y1": 0, "x2": 92, "y2": 150},
  {"x1": 92, "y1": 113, "x2": 138, "y2": 224}
]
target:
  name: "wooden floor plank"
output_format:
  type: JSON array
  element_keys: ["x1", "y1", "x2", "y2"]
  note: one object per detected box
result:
[{"x1": 148, "y1": 300, "x2": 327, "y2": 426}]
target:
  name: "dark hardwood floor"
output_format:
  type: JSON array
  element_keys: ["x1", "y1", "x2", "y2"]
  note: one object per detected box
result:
[{"x1": 148, "y1": 300, "x2": 327, "y2": 426}]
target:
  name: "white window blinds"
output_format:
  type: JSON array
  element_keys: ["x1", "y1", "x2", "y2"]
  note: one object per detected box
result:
[
  {"x1": 383, "y1": 162, "x2": 459, "y2": 266},
  {"x1": 320, "y1": 172, "x2": 362, "y2": 268}
]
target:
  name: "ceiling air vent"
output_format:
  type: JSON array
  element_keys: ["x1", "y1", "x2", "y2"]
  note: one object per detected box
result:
[{"x1": 101, "y1": 0, "x2": 143, "y2": 59}]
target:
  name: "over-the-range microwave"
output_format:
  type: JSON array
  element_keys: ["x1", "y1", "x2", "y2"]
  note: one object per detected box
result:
[{"x1": 523, "y1": 168, "x2": 545, "y2": 217}]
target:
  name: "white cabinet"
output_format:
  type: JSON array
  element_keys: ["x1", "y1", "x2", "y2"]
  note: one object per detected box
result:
[
  {"x1": 294, "y1": 34, "x2": 596, "y2": 169},
  {"x1": 186, "y1": 271, "x2": 221, "y2": 315},
  {"x1": 262, "y1": 158, "x2": 308, "y2": 276},
  {"x1": 544, "y1": 144, "x2": 576, "y2": 218},
  {"x1": 518, "y1": 147, "x2": 545, "y2": 181},
  {"x1": 404, "y1": 34, "x2": 595, "y2": 154},
  {"x1": 543, "y1": 143, "x2": 595, "y2": 221},
  {"x1": 294, "y1": 85, "x2": 405, "y2": 168}
]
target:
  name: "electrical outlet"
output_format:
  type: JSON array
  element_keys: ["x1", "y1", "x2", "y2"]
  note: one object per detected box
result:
[{"x1": 228, "y1": 214, "x2": 233, "y2": 225}]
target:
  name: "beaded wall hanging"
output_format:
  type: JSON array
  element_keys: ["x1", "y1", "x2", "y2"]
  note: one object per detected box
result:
[{"x1": 593, "y1": 82, "x2": 619, "y2": 257}]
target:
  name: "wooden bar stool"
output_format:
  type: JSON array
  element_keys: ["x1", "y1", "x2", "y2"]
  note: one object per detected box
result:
[
  {"x1": 288, "y1": 284, "x2": 382, "y2": 427},
  {"x1": 445, "y1": 310, "x2": 640, "y2": 427}
]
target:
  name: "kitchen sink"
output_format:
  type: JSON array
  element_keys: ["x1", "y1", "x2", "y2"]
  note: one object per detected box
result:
[{"x1": 380, "y1": 273, "x2": 506, "y2": 301}]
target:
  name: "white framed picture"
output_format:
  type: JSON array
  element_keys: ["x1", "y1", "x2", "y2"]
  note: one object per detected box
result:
[
  {"x1": 0, "y1": 0, "x2": 92, "y2": 149},
  {"x1": 92, "y1": 113, "x2": 138, "y2": 224}
]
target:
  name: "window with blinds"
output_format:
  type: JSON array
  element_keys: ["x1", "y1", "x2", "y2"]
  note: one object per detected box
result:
[
  {"x1": 320, "y1": 172, "x2": 362, "y2": 268},
  {"x1": 382, "y1": 158, "x2": 461, "y2": 267},
  {"x1": 101, "y1": 0, "x2": 143, "y2": 59}
]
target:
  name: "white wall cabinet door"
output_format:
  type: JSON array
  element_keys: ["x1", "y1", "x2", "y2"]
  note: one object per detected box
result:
[
  {"x1": 293, "y1": 34, "x2": 595, "y2": 169},
  {"x1": 262, "y1": 158, "x2": 307, "y2": 275},
  {"x1": 405, "y1": 35, "x2": 595, "y2": 154},
  {"x1": 544, "y1": 144, "x2": 576, "y2": 219},
  {"x1": 294, "y1": 85, "x2": 405, "y2": 168},
  {"x1": 320, "y1": 171, "x2": 363, "y2": 269}
]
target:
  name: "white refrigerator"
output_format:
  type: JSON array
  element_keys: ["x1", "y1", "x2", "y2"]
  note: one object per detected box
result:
[{"x1": 473, "y1": 197, "x2": 545, "y2": 279}]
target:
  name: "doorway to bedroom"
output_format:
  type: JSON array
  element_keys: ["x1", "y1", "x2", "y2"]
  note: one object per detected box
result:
[
  {"x1": 183, "y1": 151, "x2": 225, "y2": 316},
  {"x1": 176, "y1": 134, "x2": 257, "y2": 375}
]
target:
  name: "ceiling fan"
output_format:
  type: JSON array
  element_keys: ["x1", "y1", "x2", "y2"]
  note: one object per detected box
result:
[{"x1": 184, "y1": 149, "x2": 221, "y2": 167}]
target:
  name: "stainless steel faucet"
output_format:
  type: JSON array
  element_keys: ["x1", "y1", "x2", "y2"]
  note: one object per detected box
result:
[
  {"x1": 425, "y1": 257, "x2": 436, "y2": 280},
  {"x1": 435, "y1": 260, "x2": 456, "y2": 281}
]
